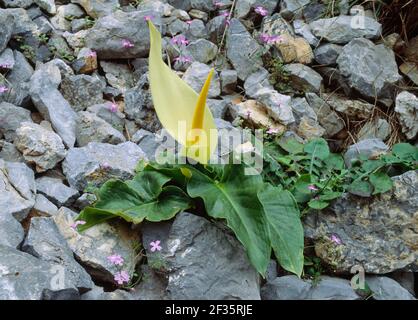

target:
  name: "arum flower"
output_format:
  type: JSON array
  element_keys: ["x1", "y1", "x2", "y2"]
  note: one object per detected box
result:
[
  {"x1": 114, "y1": 271, "x2": 130, "y2": 285},
  {"x1": 122, "y1": 39, "x2": 134, "y2": 48},
  {"x1": 0, "y1": 85, "x2": 8, "y2": 93},
  {"x1": 107, "y1": 254, "x2": 124, "y2": 266},
  {"x1": 255, "y1": 6, "x2": 268, "y2": 16},
  {"x1": 70, "y1": 220, "x2": 86, "y2": 230},
  {"x1": 147, "y1": 20, "x2": 217, "y2": 164},
  {"x1": 150, "y1": 240, "x2": 162, "y2": 252}
]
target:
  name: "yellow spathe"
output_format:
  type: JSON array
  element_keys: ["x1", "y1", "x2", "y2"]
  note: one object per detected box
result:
[{"x1": 147, "y1": 20, "x2": 218, "y2": 164}]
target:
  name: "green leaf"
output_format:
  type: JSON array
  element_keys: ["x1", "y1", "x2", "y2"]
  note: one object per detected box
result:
[
  {"x1": 278, "y1": 137, "x2": 304, "y2": 154},
  {"x1": 94, "y1": 180, "x2": 143, "y2": 211},
  {"x1": 304, "y1": 138, "x2": 330, "y2": 160},
  {"x1": 308, "y1": 199, "x2": 329, "y2": 210},
  {"x1": 347, "y1": 180, "x2": 373, "y2": 197},
  {"x1": 291, "y1": 174, "x2": 313, "y2": 203},
  {"x1": 258, "y1": 186, "x2": 304, "y2": 277},
  {"x1": 369, "y1": 172, "x2": 393, "y2": 195},
  {"x1": 319, "y1": 191, "x2": 342, "y2": 201},
  {"x1": 325, "y1": 153, "x2": 345, "y2": 170},
  {"x1": 187, "y1": 164, "x2": 271, "y2": 275},
  {"x1": 392, "y1": 143, "x2": 418, "y2": 162},
  {"x1": 127, "y1": 171, "x2": 171, "y2": 201}
]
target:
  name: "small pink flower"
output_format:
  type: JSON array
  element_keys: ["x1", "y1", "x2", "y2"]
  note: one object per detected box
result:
[
  {"x1": 330, "y1": 234, "x2": 342, "y2": 245},
  {"x1": 225, "y1": 18, "x2": 231, "y2": 26},
  {"x1": 108, "y1": 102, "x2": 118, "y2": 113},
  {"x1": 88, "y1": 51, "x2": 97, "y2": 58},
  {"x1": 101, "y1": 162, "x2": 111, "y2": 170},
  {"x1": 245, "y1": 110, "x2": 252, "y2": 118},
  {"x1": 266, "y1": 127, "x2": 280, "y2": 135},
  {"x1": 186, "y1": 20, "x2": 193, "y2": 25},
  {"x1": 214, "y1": 1, "x2": 223, "y2": 7},
  {"x1": 0, "y1": 63, "x2": 11, "y2": 69},
  {"x1": 254, "y1": 6, "x2": 268, "y2": 16},
  {"x1": 114, "y1": 271, "x2": 130, "y2": 285},
  {"x1": 150, "y1": 240, "x2": 162, "y2": 252},
  {"x1": 174, "y1": 55, "x2": 193, "y2": 64},
  {"x1": 171, "y1": 35, "x2": 189, "y2": 46},
  {"x1": 144, "y1": 15, "x2": 154, "y2": 22},
  {"x1": 107, "y1": 254, "x2": 124, "y2": 266},
  {"x1": 70, "y1": 220, "x2": 86, "y2": 231},
  {"x1": 122, "y1": 39, "x2": 134, "y2": 48},
  {"x1": 219, "y1": 11, "x2": 229, "y2": 17},
  {"x1": 0, "y1": 85, "x2": 8, "y2": 93},
  {"x1": 308, "y1": 185, "x2": 318, "y2": 191},
  {"x1": 260, "y1": 33, "x2": 283, "y2": 44}
]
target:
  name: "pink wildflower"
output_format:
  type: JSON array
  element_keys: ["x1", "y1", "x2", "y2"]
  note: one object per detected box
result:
[
  {"x1": 260, "y1": 33, "x2": 283, "y2": 45},
  {"x1": 171, "y1": 35, "x2": 189, "y2": 46},
  {"x1": 266, "y1": 127, "x2": 280, "y2": 135},
  {"x1": 225, "y1": 18, "x2": 231, "y2": 26},
  {"x1": 330, "y1": 234, "x2": 342, "y2": 245},
  {"x1": 0, "y1": 63, "x2": 11, "y2": 69},
  {"x1": 214, "y1": 1, "x2": 223, "y2": 7},
  {"x1": 254, "y1": 6, "x2": 268, "y2": 16},
  {"x1": 150, "y1": 240, "x2": 162, "y2": 252},
  {"x1": 70, "y1": 220, "x2": 86, "y2": 231},
  {"x1": 122, "y1": 39, "x2": 134, "y2": 48},
  {"x1": 107, "y1": 254, "x2": 124, "y2": 266},
  {"x1": 0, "y1": 85, "x2": 8, "y2": 93},
  {"x1": 174, "y1": 55, "x2": 193, "y2": 64},
  {"x1": 219, "y1": 11, "x2": 229, "y2": 17},
  {"x1": 245, "y1": 110, "x2": 252, "y2": 118},
  {"x1": 114, "y1": 271, "x2": 130, "y2": 285},
  {"x1": 108, "y1": 102, "x2": 118, "y2": 113},
  {"x1": 185, "y1": 20, "x2": 193, "y2": 25},
  {"x1": 308, "y1": 185, "x2": 318, "y2": 191},
  {"x1": 101, "y1": 162, "x2": 111, "y2": 170},
  {"x1": 88, "y1": 51, "x2": 97, "y2": 58},
  {"x1": 144, "y1": 15, "x2": 154, "y2": 22}
]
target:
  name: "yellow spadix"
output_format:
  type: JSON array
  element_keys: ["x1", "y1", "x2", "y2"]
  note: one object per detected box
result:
[{"x1": 147, "y1": 20, "x2": 218, "y2": 164}]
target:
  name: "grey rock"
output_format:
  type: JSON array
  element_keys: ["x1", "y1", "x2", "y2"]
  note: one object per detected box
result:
[
  {"x1": 0, "y1": 140, "x2": 24, "y2": 162},
  {"x1": 0, "y1": 0, "x2": 33, "y2": 8},
  {"x1": 33, "y1": 194, "x2": 58, "y2": 216},
  {"x1": 244, "y1": 68, "x2": 273, "y2": 98},
  {"x1": 0, "y1": 48, "x2": 14, "y2": 70},
  {"x1": 0, "y1": 245, "x2": 79, "y2": 300},
  {"x1": 207, "y1": 15, "x2": 227, "y2": 44},
  {"x1": 317, "y1": 66, "x2": 352, "y2": 96},
  {"x1": 131, "y1": 129, "x2": 176, "y2": 161},
  {"x1": 357, "y1": 118, "x2": 391, "y2": 141},
  {"x1": 29, "y1": 63, "x2": 78, "y2": 148},
  {"x1": 22, "y1": 217, "x2": 93, "y2": 291},
  {"x1": 33, "y1": 16, "x2": 54, "y2": 34},
  {"x1": 189, "y1": 8, "x2": 208, "y2": 21},
  {"x1": 141, "y1": 220, "x2": 172, "y2": 270},
  {"x1": 124, "y1": 74, "x2": 161, "y2": 132},
  {"x1": 164, "y1": 212, "x2": 261, "y2": 300},
  {"x1": 132, "y1": 265, "x2": 168, "y2": 300},
  {"x1": 74, "y1": 193, "x2": 97, "y2": 210},
  {"x1": 207, "y1": 99, "x2": 228, "y2": 119},
  {"x1": 5, "y1": 8, "x2": 37, "y2": 35},
  {"x1": 34, "y1": 0, "x2": 56, "y2": 14},
  {"x1": 76, "y1": 111, "x2": 126, "y2": 147},
  {"x1": 290, "y1": 97, "x2": 317, "y2": 122},
  {"x1": 53, "y1": 207, "x2": 140, "y2": 284},
  {"x1": 183, "y1": 39, "x2": 218, "y2": 64},
  {"x1": 256, "y1": 88, "x2": 294, "y2": 125},
  {"x1": 0, "y1": 10, "x2": 13, "y2": 53},
  {"x1": 344, "y1": 138, "x2": 388, "y2": 167},
  {"x1": 283, "y1": 63, "x2": 322, "y2": 93},
  {"x1": 183, "y1": 62, "x2": 221, "y2": 98},
  {"x1": 71, "y1": 0, "x2": 119, "y2": 18},
  {"x1": 395, "y1": 91, "x2": 418, "y2": 140},
  {"x1": 293, "y1": 19, "x2": 319, "y2": 46},
  {"x1": 100, "y1": 61, "x2": 136, "y2": 92},
  {"x1": 390, "y1": 271, "x2": 415, "y2": 295},
  {"x1": 61, "y1": 75, "x2": 105, "y2": 112},
  {"x1": 366, "y1": 276, "x2": 415, "y2": 300},
  {"x1": 220, "y1": 69, "x2": 237, "y2": 94},
  {"x1": 314, "y1": 44, "x2": 343, "y2": 65},
  {"x1": 81, "y1": 285, "x2": 132, "y2": 300},
  {"x1": 0, "y1": 102, "x2": 32, "y2": 141},
  {"x1": 0, "y1": 213, "x2": 23, "y2": 249},
  {"x1": 304, "y1": 170, "x2": 418, "y2": 274},
  {"x1": 167, "y1": 19, "x2": 189, "y2": 36},
  {"x1": 336, "y1": 38, "x2": 401, "y2": 101},
  {"x1": 62, "y1": 142, "x2": 147, "y2": 191},
  {"x1": 87, "y1": 103, "x2": 125, "y2": 129},
  {"x1": 15, "y1": 122, "x2": 66, "y2": 173},
  {"x1": 303, "y1": 1, "x2": 325, "y2": 23},
  {"x1": 321, "y1": 94, "x2": 374, "y2": 119},
  {"x1": 85, "y1": 10, "x2": 161, "y2": 59},
  {"x1": 262, "y1": 275, "x2": 360, "y2": 300},
  {"x1": 51, "y1": 4, "x2": 84, "y2": 31},
  {"x1": 280, "y1": 0, "x2": 311, "y2": 20},
  {"x1": 309, "y1": 15, "x2": 381, "y2": 44},
  {"x1": 185, "y1": 19, "x2": 208, "y2": 41},
  {"x1": 36, "y1": 176, "x2": 79, "y2": 207},
  {"x1": 226, "y1": 18, "x2": 263, "y2": 80},
  {"x1": 297, "y1": 116, "x2": 326, "y2": 139}
]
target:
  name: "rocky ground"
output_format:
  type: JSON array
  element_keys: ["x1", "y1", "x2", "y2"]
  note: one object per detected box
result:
[{"x1": 0, "y1": 0, "x2": 417, "y2": 300}]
